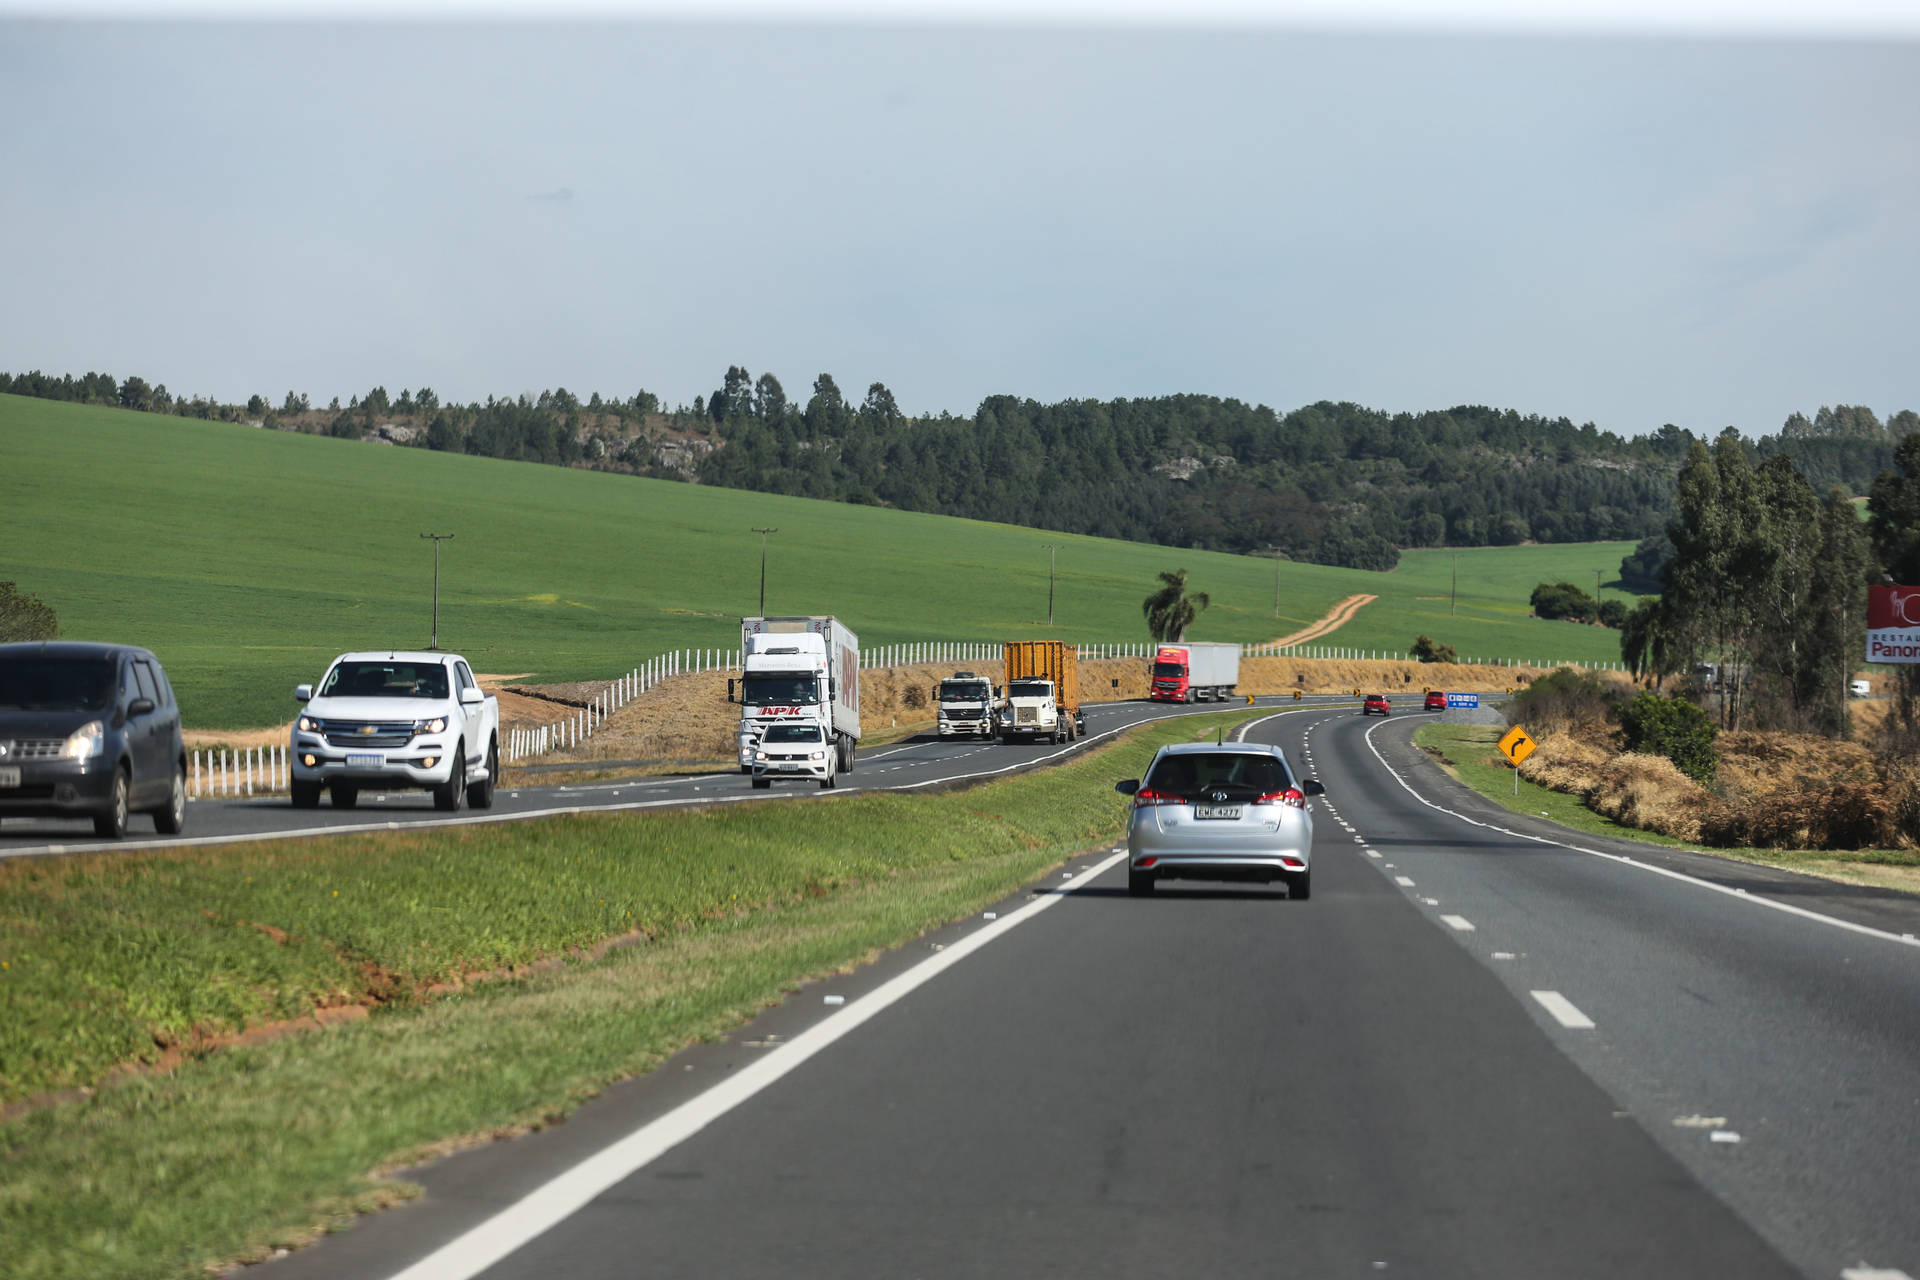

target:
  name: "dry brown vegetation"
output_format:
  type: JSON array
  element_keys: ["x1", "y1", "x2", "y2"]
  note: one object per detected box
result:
[{"x1": 1517, "y1": 713, "x2": 1920, "y2": 852}]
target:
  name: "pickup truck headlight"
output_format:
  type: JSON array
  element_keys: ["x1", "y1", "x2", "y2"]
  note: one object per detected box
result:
[
  {"x1": 297, "y1": 714, "x2": 322, "y2": 733},
  {"x1": 754, "y1": 750, "x2": 770, "y2": 762},
  {"x1": 63, "y1": 720, "x2": 105, "y2": 761},
  {"x1": 413, "y1": 716, "x2": 448, "y2": 735}
]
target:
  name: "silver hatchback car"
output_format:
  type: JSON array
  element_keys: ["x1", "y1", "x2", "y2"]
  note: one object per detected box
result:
[{"x1": 1115, "y1": 742, "x2": 1323, "y2": 899}]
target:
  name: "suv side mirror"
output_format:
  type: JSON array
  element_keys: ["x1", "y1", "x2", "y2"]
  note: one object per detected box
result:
[
  {"x1": 1114, "y1": 779, "x2": 1140, "y2": 796},
  {"x1": 294, "y1": 684, "x2": 312, "y2": 702},
  {"x1": 460, "y1": 686, "x2": 484, "y2": 705},
  {"x1": 128, "y1": 697, "x2": 156, "y2": 717}
]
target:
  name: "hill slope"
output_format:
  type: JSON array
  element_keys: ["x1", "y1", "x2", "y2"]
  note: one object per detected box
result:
[{"x1": 0, "y1": 394, "x2": 1634, "y2": 726}]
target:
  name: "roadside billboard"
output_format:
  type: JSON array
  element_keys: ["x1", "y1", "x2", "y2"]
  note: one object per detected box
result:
[{"x1": 1868, "y1": 586, "x2": 1920, "y2": 663}]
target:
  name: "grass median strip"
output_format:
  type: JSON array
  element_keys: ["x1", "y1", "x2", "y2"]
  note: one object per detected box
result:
[
  {"x1": 0, "y1": 709, "x2": 1266, "y2": 1280},
  {"x1": 1414, "y1": 723, "x2": 1920, "y2": 894}
]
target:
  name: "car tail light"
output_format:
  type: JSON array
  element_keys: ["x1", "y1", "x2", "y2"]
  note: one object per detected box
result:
[
  {"x1": 1278, "y1": 856, "x2": 1306, "y2": 871},
  {"x1": 1256, "y1": 789, "x2": 1308, "y2": 808},
  {"x1": 1132, "y1": 788, "x2": 1189, "y2": 808}
]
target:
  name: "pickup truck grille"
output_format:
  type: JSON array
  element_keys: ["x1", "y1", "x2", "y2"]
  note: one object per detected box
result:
[{"x1": 314, "y1": 720, "x2": 415, "y2": 748}]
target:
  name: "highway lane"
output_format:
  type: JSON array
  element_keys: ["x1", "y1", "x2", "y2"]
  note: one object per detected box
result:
[
  {"x1": 1331, "y1": 713, "x2": 1920, "y2": 1279},
  {"x1": 257, "y1": 704, "x2": 1920, "y2": 1280},
  {"x1": 0, "y1": 694, "x2": 1356, "y2": 859}
]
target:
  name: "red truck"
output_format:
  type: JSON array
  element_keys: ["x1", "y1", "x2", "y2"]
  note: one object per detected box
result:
[{"x1": 1148, "y1": 642, "x2": 1241, "y2": 703}]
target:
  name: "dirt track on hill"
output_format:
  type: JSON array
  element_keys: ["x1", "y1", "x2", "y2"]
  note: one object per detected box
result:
[{"x1": 1267, "y1": 593, "x2": 1376, "y2": 646}]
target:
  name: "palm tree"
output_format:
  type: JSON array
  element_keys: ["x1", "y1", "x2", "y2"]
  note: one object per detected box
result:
[{"x1": 1143, "y1": 569, "x2": 1209, "y2": 643}]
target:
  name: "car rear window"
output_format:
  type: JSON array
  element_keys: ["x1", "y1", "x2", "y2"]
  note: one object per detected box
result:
[{"x1": 1145, "y1": 752, "x2": 1291, "y2": 798}]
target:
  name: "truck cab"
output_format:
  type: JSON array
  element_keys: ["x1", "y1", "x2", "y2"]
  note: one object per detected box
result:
[
  {"x1": 935, "y1": 671, "x2": 998, "y2": 739},
  {"x1": 1002, "y1": 677, "x2": 1076, "y2": 744},
  {"x1": 731, "y1": 618, "x2": 860, "y2": 776}
]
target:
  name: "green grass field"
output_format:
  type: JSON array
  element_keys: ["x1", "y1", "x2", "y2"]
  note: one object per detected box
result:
[{"x1": 2, "y1": 394, "x2": 1639, "y2": 726}]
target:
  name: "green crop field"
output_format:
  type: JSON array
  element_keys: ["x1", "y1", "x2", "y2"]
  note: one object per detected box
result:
[{"x1": 1, "y1": 394, "x2": 1641, "y2": 727}]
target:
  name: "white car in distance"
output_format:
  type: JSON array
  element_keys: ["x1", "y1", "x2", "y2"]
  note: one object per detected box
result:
[{"x1": 291, "y1": 651, "x2": 499, "y2": 811}]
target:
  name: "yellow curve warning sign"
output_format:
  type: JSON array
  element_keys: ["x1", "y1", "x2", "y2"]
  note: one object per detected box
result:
[{"x1": 1497, "y1": 725, "x2": 1538, "y2": 766}]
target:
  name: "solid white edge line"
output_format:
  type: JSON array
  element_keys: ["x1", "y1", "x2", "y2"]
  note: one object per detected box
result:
[
  {"x1": 383, "y1": 848, "x2": 1131, "y2": 1280},
  {"x1": 1531, "y1": 990, "x2": 1596, "y2": 1029},
  {"x1": 1361, "y1": 719, "x2": 1920, "y2": 954}
]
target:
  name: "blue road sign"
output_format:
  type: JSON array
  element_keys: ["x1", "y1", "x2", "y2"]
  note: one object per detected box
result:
[{"x1": 1447, "y1": 692, "x2": 1480, "y2": 710}]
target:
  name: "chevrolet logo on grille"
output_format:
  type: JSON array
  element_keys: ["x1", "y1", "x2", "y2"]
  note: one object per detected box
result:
[{"x1": 358, "y1": 725, "x2": 377, "y2": 735}]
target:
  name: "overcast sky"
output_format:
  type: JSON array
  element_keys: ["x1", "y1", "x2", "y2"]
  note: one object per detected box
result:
[{"x1": 2, "y1": 5, "x2": 1916, "y2": 439}]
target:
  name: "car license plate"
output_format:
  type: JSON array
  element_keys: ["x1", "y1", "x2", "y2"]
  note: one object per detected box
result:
[
  {"x1": 1194, "y1": 804, "x2": 1242, "y2": 820},
  {"x1": 347, "y1": 752, "x2": 382, "y2": 767},
  {"x1": 0, "y1": 766, "x2": 19, "y2": 788}
]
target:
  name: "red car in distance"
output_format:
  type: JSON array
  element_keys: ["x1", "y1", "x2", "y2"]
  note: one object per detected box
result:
[
  {"x1": 1425, "y1": 691, "x2": 1448, "y2": 711},
  {"x1": 1362, "y1": 694, "x2": 1391, "y2": 716}
]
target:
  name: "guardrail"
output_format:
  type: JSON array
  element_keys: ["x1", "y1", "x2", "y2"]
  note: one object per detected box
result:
[{"x1": 190, "y1": 746, "x2": 288, "y2": 799}]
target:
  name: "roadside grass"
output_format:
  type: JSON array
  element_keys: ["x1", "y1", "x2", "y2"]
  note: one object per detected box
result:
[
  {"x1": 0, "y1": 708, "x2": 1268, "y2": 1280},
  {"x1": 1414, "y1": 724, "x2": 1920, "y2": 894},
  {"x1": 3, "y1": 393, "x2": 1635, "y2": 728}
]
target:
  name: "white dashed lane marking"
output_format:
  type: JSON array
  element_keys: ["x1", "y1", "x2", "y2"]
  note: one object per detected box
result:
[
  {"x1": 1531, "y1": 990, "x2": 1596, "y2": 1029},
  {"x1": 1394, "y1": 875, "x2": 1416, "y2": 887},
  {"x1": 1440, "y1": 914, "x2": 1476, "y2": 932}
]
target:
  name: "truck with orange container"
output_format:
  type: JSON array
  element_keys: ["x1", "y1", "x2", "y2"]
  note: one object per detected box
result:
[{"x1": 1000, "y1": 641, "x2": 1082, "y2": 744}]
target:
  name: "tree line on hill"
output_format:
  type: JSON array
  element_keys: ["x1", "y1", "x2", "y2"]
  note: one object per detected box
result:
[
  {"x1": 3, "y1": 366, "x2": 1912, "y2": 572},
  {"x1": 1611, "y1": 428, "x2": 1920, "y2": 741}
]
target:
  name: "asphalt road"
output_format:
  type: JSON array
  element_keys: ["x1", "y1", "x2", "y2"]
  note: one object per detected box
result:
[
  {"x1": 0, "y1": 695, "x2": 1350, "y2": 859},
  {"x1": 253, "y1": 705, "x2": 1920, "y2": 1280}
]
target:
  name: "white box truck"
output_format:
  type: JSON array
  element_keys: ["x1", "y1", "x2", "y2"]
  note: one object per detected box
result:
[{"x1": 730, "y1": 616, "x2": 861, "y2": 781}]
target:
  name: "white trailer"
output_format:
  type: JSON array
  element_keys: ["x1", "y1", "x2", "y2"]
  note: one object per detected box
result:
[
  {"x1": 731, "y1": 616, "x2": 861, "y2": 777},
  {"x1": 1185, "y1": 642, "x2": 1241, "y2": 700}
]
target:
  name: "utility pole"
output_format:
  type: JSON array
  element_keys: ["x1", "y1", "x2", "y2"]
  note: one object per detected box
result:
[
  {"x1": 1451, "y1": 553, "x2": 1457, "y2": 617},
  {"x1": 1273, "y1": 554, "x2": 1282, "y2": 618},
  {"x1": 1043, "y1": 545, "x2": 1059, "y2": 626},
  {"x1": 419, "y1": 533, "x2": 454, "y2": 650},
  {"x1": 751, "y1": 527, "x2": 777, "y2": 614}
]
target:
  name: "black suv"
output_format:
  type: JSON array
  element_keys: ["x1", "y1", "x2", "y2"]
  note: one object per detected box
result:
[{"x1": 0, "y1": 642, "x2": 187, "y2": 837}]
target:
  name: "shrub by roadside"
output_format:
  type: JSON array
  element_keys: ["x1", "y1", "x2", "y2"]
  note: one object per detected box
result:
[{"x1": 1517, "y1": 727, "x2": 1920, "y2": 851}]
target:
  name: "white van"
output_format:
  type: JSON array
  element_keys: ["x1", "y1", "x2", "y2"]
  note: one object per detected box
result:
[{"x1": 1850, "y1": 678, "x2": 1872, "y2": 698}]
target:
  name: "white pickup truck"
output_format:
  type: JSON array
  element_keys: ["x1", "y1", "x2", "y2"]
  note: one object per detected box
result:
[{"x1": 290, "y1": 651, "x2": 499, "y2": 811}]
